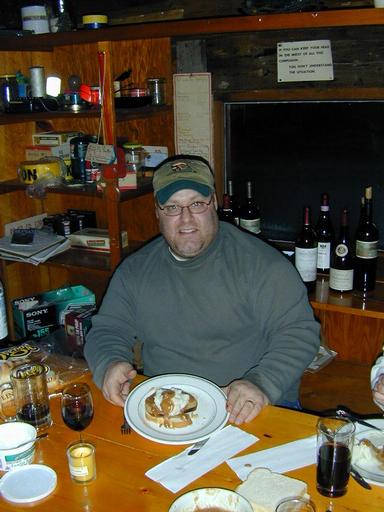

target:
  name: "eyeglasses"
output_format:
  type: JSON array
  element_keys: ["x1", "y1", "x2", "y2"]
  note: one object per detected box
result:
[{"x1": 157, "y1": 196, "x2": 214, "y2": 216}]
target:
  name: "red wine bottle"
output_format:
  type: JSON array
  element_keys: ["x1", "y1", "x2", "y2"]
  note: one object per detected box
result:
[
  {"x1": 295, "y1": 206, "x2": 318, "y2": 291},
  {"x1": 316, "y1": 192, "x2": 335, "y2": 274},
  {"x1": 329, "y1": 208, "x2": 354, "y2": 292},
  {"x1": 219, "y1": 193, "x2": 236, "y2": 224},
  {"x1": 239, "y1": 180, "x2": 261, "y2": 235},
  {"x1": 354, "y1": 186, "x2": 379, "y2": 293}
]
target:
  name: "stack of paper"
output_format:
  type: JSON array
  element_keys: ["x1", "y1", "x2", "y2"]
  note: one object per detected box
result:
[{"x1": 0, "y1": 230, "x2": 70, "y2": 265}]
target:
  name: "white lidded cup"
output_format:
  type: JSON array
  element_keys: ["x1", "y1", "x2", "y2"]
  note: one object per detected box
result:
[{"x1": 0, "y1": 422, "x2": 36, "y2": 471}]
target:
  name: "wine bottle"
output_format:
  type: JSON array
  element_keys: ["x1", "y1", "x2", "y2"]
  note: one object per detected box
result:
[
  {"x1": 329, "y1": 208, "x2": 354, "y2": 292},
  {"x1": 0, "y1": 280, "x2": 9, "y2": 344},
  {"x1": 316, "y1": 192, "x2": 335, "y2": 274},
  {"x1": 227, "y1": 178, "x2": 240, "y2": 226},
  {"x1": 295, "y1": 206, "x2": 318, "y2": 292},
  {"x1": 219, "y1": 193, "x2": 235, "y2": 224},
  {"x1": 354, "y1": 186, "x2": 379, "y2": 293},
  {"x1": 239, "y1": 180, "x2": 261, "y2": 235}
]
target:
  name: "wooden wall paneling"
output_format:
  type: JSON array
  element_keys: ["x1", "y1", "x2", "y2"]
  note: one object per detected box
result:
[
  {"x1": 0, "y1": 122, "x2": 35, "y2": 181},
  {"x1": 0, "y1": 50, "x2": 33, "y2": 75},
  {"x1": 47, "y1": 117, "x2": 101, "y2": 138},
  {"x1": 110, "y1": 38, "x2": 173, "y2": 92},
  {"x1": 29, "y1": 44, "x2": 100, "y2": 87},
  {"x1": 312, "y1": 306, "x2": 384, "y2": 364},
  {"x1": 202, "y1": 26, "x2": 384, "y2": 94},
  {"x1": 116, "y1": 111, "x2": 174, "y2": 148},
  {"x1": 120, "y1": 192, "x2": 158, "y2": 242}
]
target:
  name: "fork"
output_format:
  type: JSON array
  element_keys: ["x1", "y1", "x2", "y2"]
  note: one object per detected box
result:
[{"x1": 120, "y1": 410, "x2": 131, "y2": 435}]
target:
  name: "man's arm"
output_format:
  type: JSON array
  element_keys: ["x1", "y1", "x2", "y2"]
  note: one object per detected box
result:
[{"x1": 84, "y1": 261, "x2": 137, "y2": 389}]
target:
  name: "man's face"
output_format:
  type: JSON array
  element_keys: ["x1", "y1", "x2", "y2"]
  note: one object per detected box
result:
[{"x1": 155, "y1": 188, "x2": 219, "y2": 259}]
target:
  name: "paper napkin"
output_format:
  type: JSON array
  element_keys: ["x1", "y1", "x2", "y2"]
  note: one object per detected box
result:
[
  {"x1": 145, "y1": 425, "x2": 258, "y2": 493},
  {"x1": 227, "y1": 435, "x2": 317, "y2": 481}
]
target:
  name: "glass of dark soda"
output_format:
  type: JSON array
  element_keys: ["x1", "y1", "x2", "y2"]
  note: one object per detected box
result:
[{"x1": 316, "y1": 415, "x2": 355, "y2": 497}]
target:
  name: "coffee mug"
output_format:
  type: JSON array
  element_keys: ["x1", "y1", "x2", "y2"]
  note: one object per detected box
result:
[{"x1": 0, "y1": 362, "x2": 52, "y2": 431}]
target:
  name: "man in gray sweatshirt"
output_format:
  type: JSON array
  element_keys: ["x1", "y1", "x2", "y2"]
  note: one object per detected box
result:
[{"x1": 84, "y1": 156, "x2": 320, "y2": 425}]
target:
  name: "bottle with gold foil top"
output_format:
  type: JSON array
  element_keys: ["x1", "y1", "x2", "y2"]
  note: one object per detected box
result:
[{"x1": 354, "y1": 186, "x2": 379, "y2": 293}]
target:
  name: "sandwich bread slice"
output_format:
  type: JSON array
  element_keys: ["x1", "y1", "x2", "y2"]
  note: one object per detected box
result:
[{"x1": 235, "y1": 468, "x2": 309, "y2": 512}]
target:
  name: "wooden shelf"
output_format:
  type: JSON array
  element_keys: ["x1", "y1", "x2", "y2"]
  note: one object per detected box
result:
[
  {"x1": 1, "y1": 9, "x2": 384, "y2": 51},
  {"x1": 0, "y1": 177, "x2": 153, "y2": 200},
  {"x1": 0, "y1": 105, "x2": 171, "y2": 126}
]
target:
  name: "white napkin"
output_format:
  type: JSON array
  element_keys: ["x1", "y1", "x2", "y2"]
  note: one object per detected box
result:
[
  {"x1": 227, "y1": 435, "x2": 317, "y2": 481},
  {"x1": 145, "y1": 425, "x2": 258, "y2": 493}
]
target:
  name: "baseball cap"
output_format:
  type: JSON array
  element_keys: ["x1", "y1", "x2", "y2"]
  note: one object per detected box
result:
[{"x1": 153, "y1": 157, "x2": 215, "y2": 204}]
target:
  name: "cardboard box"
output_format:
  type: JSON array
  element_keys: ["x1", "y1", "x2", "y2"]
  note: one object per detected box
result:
[
  {"x1": 13, "y1": 285, "x2": 96, "y2": 339},
  {"x1": 64, "y1": 305, "x2": 96, "y2": 355},
  {"x1": 68, "y1": 228, "x2": 128, "y2": 252},
  {"x1": 32, "y1": 131, "x2": 84, "y2": 146},
  {"x1": 25, "y1": 143, "x2": 70, "y2": 160}
]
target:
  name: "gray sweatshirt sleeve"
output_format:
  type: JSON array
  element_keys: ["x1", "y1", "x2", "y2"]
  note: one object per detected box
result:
[
  {"x1": 242, "y1": 257, "x2": 320, "y2": 404},
  {"x1": 84, "y1": 262, "x2": 137, "y2": 388}
]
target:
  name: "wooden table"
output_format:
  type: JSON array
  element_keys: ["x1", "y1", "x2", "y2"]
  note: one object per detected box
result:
[{"x1": 0, "y1": 375, "x2": 382, "y2": 511}]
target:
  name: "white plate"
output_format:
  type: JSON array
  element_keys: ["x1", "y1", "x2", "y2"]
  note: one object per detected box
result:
[
  {"x1": 353, "y1": 419, "x2": 384, "y2": 486},
  {"x1": 124, "y1": 374, "x2": 229, "y2": 445}
]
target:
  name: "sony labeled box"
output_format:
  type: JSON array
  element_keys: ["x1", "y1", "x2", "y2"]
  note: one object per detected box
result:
[
  {"x1": 13, "y1": 285, "x2": 96, "y2": 339},
  {"x1": 68, "y1": 228, "x2": 128, "y2": 252}
]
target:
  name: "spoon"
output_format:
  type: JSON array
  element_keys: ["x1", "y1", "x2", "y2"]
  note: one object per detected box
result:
[
  {"x1": 336, "y1": 407, "x2": 383, "y2": 432},
  {"x1": 11, "y1": 432, "x2": 48, "y2": 450}
]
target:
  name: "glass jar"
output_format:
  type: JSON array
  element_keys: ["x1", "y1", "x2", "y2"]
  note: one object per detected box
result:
[
  {"x1": 147, "y1": 78, "x2": 166, "y2": 106},
  {"x1": 122, "y1": 143, "x2": 145, "y2": 176},
  {"x1": 0, "y1": 75, "x2": 18, "y2": 112}
]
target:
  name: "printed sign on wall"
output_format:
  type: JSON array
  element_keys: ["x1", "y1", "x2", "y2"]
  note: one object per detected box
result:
[{"x1": 277, "y1": 40, "x2": 334, "y2": 82}]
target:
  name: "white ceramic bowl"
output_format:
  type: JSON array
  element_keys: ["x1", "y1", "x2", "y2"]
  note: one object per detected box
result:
[
  {"x1": 0, "y1": 422, "x2": 36, "y2": 471},
  {"x1": 169, "y1": 487, "x2": 254, "y2": 512}
]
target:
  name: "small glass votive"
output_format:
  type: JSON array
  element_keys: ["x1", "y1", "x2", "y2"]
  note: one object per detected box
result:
[
  {"x1": 67, "y1": 441, "x2": 96, "y2": 483},
  {"x1": 275, "y1": 497, "x2": 316, "y2": 512}
]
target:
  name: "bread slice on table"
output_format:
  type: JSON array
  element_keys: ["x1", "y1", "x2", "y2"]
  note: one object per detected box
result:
[{"x1": 235, "y1": 468, "x2": 308, "y2": 512}]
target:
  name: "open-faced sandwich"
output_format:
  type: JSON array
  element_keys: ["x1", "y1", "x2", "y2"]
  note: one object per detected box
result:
[{"x1": 144, "y1": 387, "x2": 197, "y2": 429}]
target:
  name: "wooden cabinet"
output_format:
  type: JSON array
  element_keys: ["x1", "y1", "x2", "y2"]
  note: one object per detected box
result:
[{"x1": 0, "y1": 32, "x2": 174, "y2": 339}]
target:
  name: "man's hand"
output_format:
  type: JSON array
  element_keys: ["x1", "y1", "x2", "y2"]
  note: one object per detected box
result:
[
  {"x1": 373, "y1": 374, "x2": 384, "y2": 409},
  {"x1": 223, "y1": 379, "x2": 269, "y2": 425},
  {"x1": 102, "y1": 361, "x2": 137, "y2": 407}
]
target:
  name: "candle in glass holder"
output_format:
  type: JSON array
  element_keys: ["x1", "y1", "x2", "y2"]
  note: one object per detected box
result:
[{"x1": 67, "y1": 441, "x2": 96, "y2": 483}]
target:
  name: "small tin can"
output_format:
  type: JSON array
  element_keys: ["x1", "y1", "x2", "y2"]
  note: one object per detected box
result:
[
  {"x1": 82, "y1": 14, "x2": 108, "y2": 29},
  {"x1": 147, "y1": 78, "x2": 166, "y2": 106}
]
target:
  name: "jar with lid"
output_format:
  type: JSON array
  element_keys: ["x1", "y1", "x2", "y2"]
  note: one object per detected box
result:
[
  {"x1": 147, "y1": 78, "x2": 166, "y2": 106},
  {"x1": 0, "y1": 75, "x2": 18, "y2": 112},
  {"x1": 122, "y1": 143, "x2": 145, "y2": 177}
]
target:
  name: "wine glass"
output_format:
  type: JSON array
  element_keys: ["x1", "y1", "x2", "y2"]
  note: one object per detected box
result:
[{"x1": 61, "y1": 383, "x2": 94, "y2": 441}]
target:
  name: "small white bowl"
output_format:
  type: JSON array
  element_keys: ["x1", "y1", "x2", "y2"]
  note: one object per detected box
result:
[
  {"x1": 169, "y1": 487, "x2": 254, "y2": 512},
  {"x1": 0, "y1": 422, "x2": 36, "y2": 471}
]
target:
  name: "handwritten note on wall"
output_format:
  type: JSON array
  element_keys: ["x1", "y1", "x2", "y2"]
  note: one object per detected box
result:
[
  {"x1": 277, "y1": 40, "x2": 334, "y2": 82},
  {"x1": 173, "y1": 73, "x2": 213, "y2": 165}
]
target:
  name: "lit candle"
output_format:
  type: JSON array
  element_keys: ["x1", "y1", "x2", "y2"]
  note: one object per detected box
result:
[{"x1": 67, "y1": 442, "x2": 96, "y2": 483}]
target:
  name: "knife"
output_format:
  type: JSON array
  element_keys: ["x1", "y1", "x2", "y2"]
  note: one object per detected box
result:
[
  {"x1": 187, "y1": 438, "x2": 209, "y2": 455},
  {"x1": 350, "y1": 467, "x2": 372, "y2": 490}
]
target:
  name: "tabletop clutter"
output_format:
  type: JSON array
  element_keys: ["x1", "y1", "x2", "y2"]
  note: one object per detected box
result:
[{"x1": 0, "y1": 363, "x2": 383, "y2": 509}]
